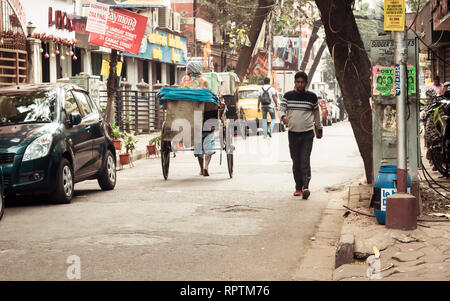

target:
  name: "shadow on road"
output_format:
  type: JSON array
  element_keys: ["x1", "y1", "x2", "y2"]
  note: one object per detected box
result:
[{"x1": 4, "y1": 189, "x2": 103, "y2": 208}]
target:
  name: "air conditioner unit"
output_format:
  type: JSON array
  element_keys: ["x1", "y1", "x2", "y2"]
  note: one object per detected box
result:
[
  {"x1": 158, "y1": 7, "x2": 172, "y2": 30},
  {"x1": 152, "y1": 9, "x2": 159, "y2": 30},
  {"x1": 173, "y1": 12, "x2": 181, "y2": 33}
]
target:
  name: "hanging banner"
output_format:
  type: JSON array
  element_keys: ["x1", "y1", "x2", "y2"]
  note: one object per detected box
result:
[
  {"x1": 384, "y1": 0, "x2": 405, "y2": 31},
  {"x1": 86, "y1": 2, "x2": 110, "y2": 35},
  {"x1": 100, "y1": 60, "x2": 123, "y2": 76},
  {"x1": 83, "y1": 0, "x2": 165, "y2": 7},
  {"x1": 272, "y1": 36, "x2": 300, "y2": 71},
  {"x1": 89, "y1": 8, "x2": 148, "y2": 55}
]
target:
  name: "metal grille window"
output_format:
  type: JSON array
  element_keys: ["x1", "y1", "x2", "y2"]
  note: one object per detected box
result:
[{"x1": 0, "y1": 0, "x2": 27, "y2": 87}]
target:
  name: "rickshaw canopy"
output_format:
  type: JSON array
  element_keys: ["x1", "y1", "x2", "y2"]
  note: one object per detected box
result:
[{"x1": 157, "y1": 87, "x2": 219, "y2": 106}]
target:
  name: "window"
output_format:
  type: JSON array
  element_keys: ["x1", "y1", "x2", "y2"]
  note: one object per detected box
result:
[
  {"x1": 64, "y1": 91, "x2": 81, "y2": 116},
  {"x1": 72, "y1": 90, "x2": 92, "y2": 117}
]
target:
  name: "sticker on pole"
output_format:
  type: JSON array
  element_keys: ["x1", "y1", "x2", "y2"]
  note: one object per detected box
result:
[
  {"x1": 395, "y1": 64, "x2": 401, "y2": 96},
  {"x1": 86, "y1": 2, "x2": 110, "y2": 35},
  {"x1": 89, "y1": 8, "x2": 148, "y2": 55},
  {"x1": 372, "y1": 66, "x2": 395, "y2": 96},
  {"x1": 384, "y1": 0, "x2": 405, "y2": 31}
]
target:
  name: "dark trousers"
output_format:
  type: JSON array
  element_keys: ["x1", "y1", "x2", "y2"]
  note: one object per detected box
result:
[{"x1": 288, "y1": 130, "x2": 314, "y2": 190}]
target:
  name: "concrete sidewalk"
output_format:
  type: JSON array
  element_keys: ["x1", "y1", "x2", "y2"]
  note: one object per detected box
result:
[
  {"x1": 333, "y1": 183, "x2": 450, "y2": 281},
  {"x1": 115, "y1": 132, "x2": 161, "y2": 169}
]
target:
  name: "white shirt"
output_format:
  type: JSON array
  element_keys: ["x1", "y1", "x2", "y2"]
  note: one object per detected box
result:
[{"x1": 258, "y1": 85, "x2": 277, "y2": 107}]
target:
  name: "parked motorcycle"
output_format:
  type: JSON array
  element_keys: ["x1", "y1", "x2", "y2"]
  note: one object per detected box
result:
[{"x1": 423, "y1": 89, "x2": 450, "y2": 176}]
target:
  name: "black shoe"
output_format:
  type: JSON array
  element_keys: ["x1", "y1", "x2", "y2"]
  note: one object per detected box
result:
[
  {"x1": 302, "y1": 189, "x2": 310, "y2": 200},
  {"x1": 268, "y1": 131, "x2": 272, "y2": 138},
  {"x1": 203, "y1": 170, "x2": 210, "y2": 177}
]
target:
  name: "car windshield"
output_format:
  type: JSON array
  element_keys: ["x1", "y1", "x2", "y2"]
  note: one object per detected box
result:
[
  {"x1": 0, "y1": 90, "x2": 57, "y2": 125},
  {"x1": 238, "y1": 90, "x2": 259, "y2": 100}
]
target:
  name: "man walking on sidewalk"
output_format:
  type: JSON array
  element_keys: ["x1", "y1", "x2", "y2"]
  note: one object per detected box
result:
[
  {"x1": 258, "y1": 78, "x2": 278, "y2": 139},
  {"x1": 279, "y1": 71, "x2": 323, "y2": 199}
]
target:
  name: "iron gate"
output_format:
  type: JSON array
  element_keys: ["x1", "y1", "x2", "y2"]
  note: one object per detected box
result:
[{"x1": 100, "y1": 90, "x2": 165, "y2": 134}]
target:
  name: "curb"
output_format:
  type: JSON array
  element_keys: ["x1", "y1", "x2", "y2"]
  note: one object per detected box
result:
[
  {"x1": 335, "y1": 224, "x2": 355, "y2": 269},
  {"x1": 115, "y1": 149, "x2": 157, "y2": 170},
  {"x1": 334, "y1": 184, "x2": 372, "y2": 269},
  {"x1": 293, "y1": 191, "x2": 347, "y2": 281}
]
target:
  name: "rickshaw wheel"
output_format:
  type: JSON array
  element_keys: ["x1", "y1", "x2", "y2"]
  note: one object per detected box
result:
[
  {"x1": 227, "y1": 154, "x2": 233, "y2": 178},
  {"x1": 238, "y1": 108, "x2": 248, "y2": 138},
  {"x1": 161, "y1": 141, "x2": 171, "y2": 180}
]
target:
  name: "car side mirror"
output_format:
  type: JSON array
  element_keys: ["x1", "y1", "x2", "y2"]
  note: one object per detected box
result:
[{"x1": 68, "y1": 113, "x2": 82, "y2": 126}]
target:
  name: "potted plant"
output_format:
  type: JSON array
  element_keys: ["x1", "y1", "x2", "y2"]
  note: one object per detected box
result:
[
  {"x1": 147, "y1": 134, "x2": 161, "y2": 156},
  {"x1": 120, "y1": 132, "x2": 137, "y2": 165},
  {"x1": 111, "y1": 123, "x2": 123, "y2": 151}
]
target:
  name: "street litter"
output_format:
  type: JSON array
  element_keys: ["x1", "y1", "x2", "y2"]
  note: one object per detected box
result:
[
  {"x1": 373, "y1": 246, "x2": 380, "y2": 258},
  {"x1": 392, "y1": 233, "x2": 420, "y2": 243},
  {"x1": 427, "y1": 213, "x2": 450, "y2": 219},
  {"x1": 380, "y1": 263, "x2": 395, "y2": 272},
  {"x1": 310, "y1": 237, "x2": 316, "y2": 241}
]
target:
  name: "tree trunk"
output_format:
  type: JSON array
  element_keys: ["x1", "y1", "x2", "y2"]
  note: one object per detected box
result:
[
  {"x1": 315, "y1": 0, "x2": 373, "y2": 184},
  {"x1": 235, "y1": 0, "x2": 274, "y2": 80},
  {"x1": 306, "y1": 42, "x2": 326, "y2": 88},
  {"x1": 105, "y1": 49, "x2": 118, "y2": 125},
  {"x1": 300, "y1": 19, "x2": 322, "y2": 72}
]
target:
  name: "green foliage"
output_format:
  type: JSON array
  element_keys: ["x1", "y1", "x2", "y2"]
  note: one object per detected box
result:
[
  {"x1": 149, "y1": 134, "x2": 162, "y2": 149},
  {"x1": 199, "y1": 0, "x2": 254, "y2": 51},
  {"x1": 99, "y1": 104, "x2": 106, "y2": 117},
  {"x1": 111, "y1": 123, "x2": 123, "y2": 140},
  {"x1": 406, "y1": 0, "x2": 427, "y2": 12},
  {"x1": 123, "y1": 132, "x2": 138, "y2": 154},
  {"x1": 273, "y1": 0, "x2": 316, "y2": 36},
  {"x1": 245, "y1": 74, "x2": 267, "y2": 85}
]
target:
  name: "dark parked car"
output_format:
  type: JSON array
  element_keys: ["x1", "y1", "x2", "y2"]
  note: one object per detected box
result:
[{"x1": 0, "y1": 83, "x2": 117, "y2": 205}]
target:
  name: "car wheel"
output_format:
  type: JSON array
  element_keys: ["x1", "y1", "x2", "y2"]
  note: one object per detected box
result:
[
  {"x1": 54, "y1": 158, "x2": 74, "y2": 204},
  {"x1": 98, "y1": 150, "x2": 116, "y2": 191}
]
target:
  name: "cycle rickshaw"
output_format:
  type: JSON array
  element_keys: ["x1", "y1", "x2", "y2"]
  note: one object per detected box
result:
[{"x1": 156, "y1": 87, "x2": 234, "y2": 180}]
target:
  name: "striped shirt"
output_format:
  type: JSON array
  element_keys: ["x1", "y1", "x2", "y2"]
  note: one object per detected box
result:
[{"x1": 279, "y1": 90, "x2": 323, "y2": 133}]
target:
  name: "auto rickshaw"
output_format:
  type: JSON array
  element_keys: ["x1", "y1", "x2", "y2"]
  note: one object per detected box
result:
[{"x1": 236, "y1": 85, "x2": 284, "y2": 135}]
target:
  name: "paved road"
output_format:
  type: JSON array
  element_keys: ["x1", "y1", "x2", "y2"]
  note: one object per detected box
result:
[{"x1": 0, "y1": 121, "x2": 364, "y2": 280}]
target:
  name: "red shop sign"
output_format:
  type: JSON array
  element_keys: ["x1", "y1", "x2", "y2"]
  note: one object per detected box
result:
[{"x1": 88, "y1": 8, "x2": 147, "y2": 55}]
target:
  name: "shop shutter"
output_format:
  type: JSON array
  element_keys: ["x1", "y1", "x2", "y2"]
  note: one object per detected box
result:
[{"x1": 445, "y1": 46, "x2": 450, "y2": 82}]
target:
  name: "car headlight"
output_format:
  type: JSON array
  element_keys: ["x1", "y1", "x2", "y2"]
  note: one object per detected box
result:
[{"x1": 23, "y1": 134, "x2": 53, "y2": 162}]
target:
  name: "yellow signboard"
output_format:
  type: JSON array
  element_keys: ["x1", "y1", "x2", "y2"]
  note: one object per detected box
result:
[
  {"x1": 384, "y1": 0, "x2": 405, "y2": 31},
  {"x1": 101, "y1": 60, "x2": 123, "y2": 76}
]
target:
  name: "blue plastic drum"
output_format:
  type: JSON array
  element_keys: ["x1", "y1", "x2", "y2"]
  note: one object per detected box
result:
[{"x1": 372, "y1": 165, "x2": 411, "y2": 225}]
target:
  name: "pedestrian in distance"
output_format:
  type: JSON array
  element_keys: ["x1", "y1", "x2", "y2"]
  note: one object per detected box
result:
[
  {"x1": 336, "y1": 95, "x2": 345, "y2": 121},
  {"x1": 280, "y1": 71, "x2": 323, "y2": 199},
  {"x1": 427, "y1": 75, "x2": 446, "y2": 96},
  {"x1": 257, "y1": 77, "x2": 278, "y2": 139}
]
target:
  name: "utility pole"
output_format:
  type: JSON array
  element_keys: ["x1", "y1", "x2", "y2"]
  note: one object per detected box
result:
[
  {"x1": 395, "y1": 29, "x2": 407, "y2": 194},
  {"x1": 386, "y1": 0, "x2": 417, "y2": 230},
  {"x1": 268, "y1": 11, "x2": 272, "y2": 79},
  {"x1": 193, "y1": 0, "x2": 197, "y2": 57}
]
